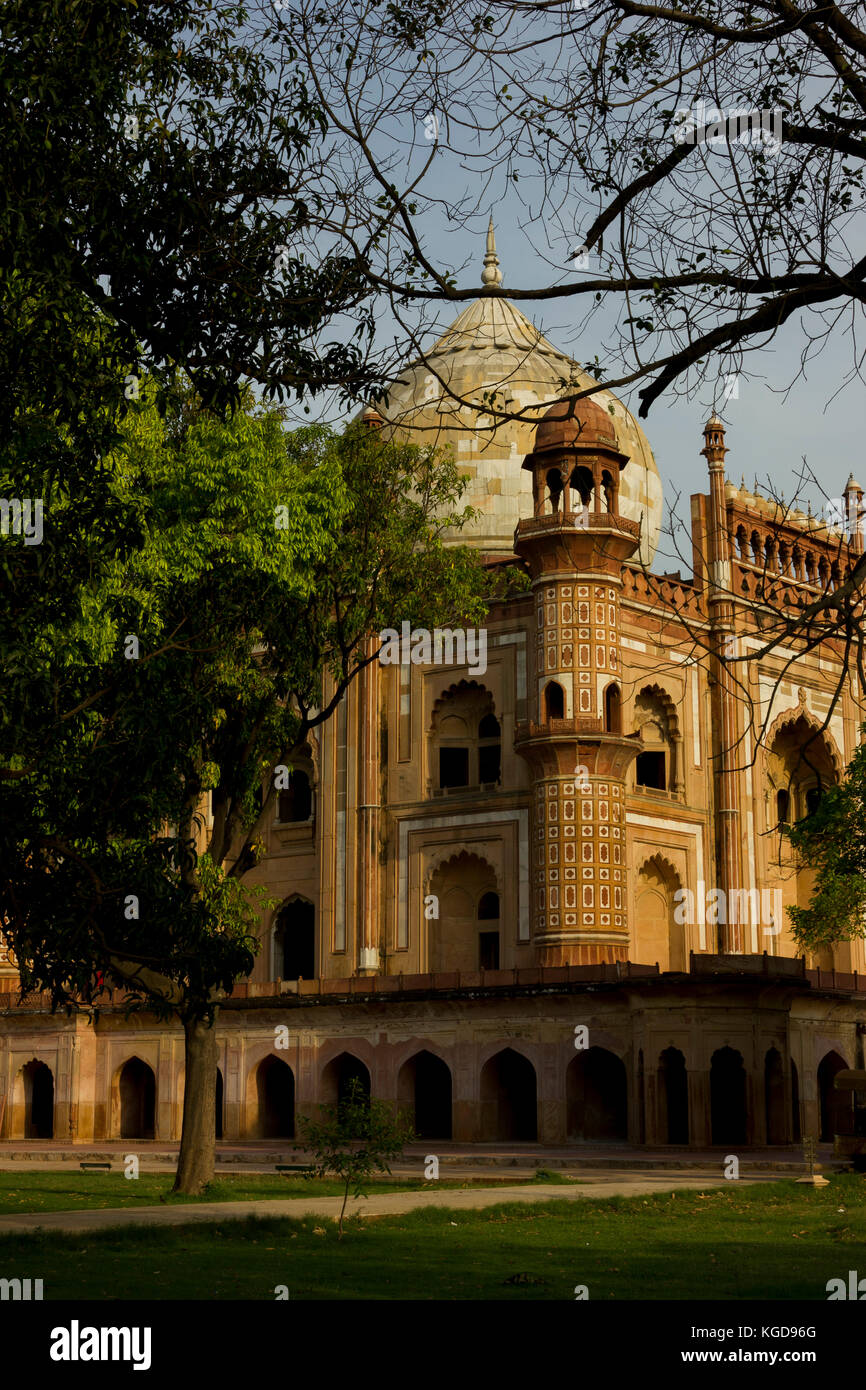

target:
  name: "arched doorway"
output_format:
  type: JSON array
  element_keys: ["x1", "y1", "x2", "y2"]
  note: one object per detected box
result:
[
  {"x1": 567, "y1": 1047, "x2": 628, "y2": 1141},
  {"x1": 398, "y1": 1051, "x2": 452, "y2": 1139},
  {"x1": 215, "y1": 1067, "x2": 224, "y2": 1141},
  {"x1": 710, "y1": 1047, "x2": 746, "y2": 1145},
  {"x1": 764, "y1": 1048, "x2": 786, "y2": 1144},
  {"x1": 119, "y1": 1058, "x2": 156, "y2": 1140},
  {"x1": 658, "y1": 1047, "x2": 688, "y2": 1144},
  {"x1": 21, "y1": 1061, "x2": 54, "y2": 1139},
  {"x1": 818, "y1": 1050, "x2": 848, "y2": 1141},
  {"x1": 256, "y1": 1056, "x2": 295, "y2": 1138},
  {"x1": 791, "y1": 1060, "x2": 801, "y2": 1141},
  {"x1": 480, "y1": 1049, "x2": 537, "y2": 1141},
  {"x1": 321, "y1": 1053, "x2": 371, "y2": 1110}
]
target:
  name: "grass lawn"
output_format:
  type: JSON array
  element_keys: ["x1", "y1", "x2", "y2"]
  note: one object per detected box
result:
[
  {"x1": 0, "y1": 1167, "x2": 575, "y2": 1214},
  {"x1": 0, "y1": 1175, "x2": 862, "y2": 1299}
]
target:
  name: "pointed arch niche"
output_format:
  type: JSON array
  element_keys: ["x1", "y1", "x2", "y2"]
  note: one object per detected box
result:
[
  {"x1": 429, "y1": 682, "x2": 501, "y2": 794},
  {"x1": 633, "y1": 855, "x2": 685, "y2": 971},
  {"x1": 764, "y1": 706, "x2": 842, "y2": 921},
  {"x1": 427, "y1": 851, "x2": 501, "y2": 973},
  {"x1": 632, "y1": 685, "x2": 683, "y2": 796}
]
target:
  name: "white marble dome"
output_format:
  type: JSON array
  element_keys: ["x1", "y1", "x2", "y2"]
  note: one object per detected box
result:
[{"x1": 367, "y1": 224, "x2": 663, "y2": 567}]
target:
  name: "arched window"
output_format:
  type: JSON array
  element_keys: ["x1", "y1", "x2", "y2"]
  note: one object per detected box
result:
[
  {"x1": 632, "y1": 686, "x2": 680, "y2": 792},
  {"x1": 601, "y1": 468, "x2": 616, "y2": 513},
  {"x1": 545, "y1": 468, "x2": 563, "y2": 514},
  {"x1": 274, "y1": 898, "x2": 315, "y2": 980},
  {"x1": 776, "y1": 789, "x2": 790, "y2": 826},
  {"x1": 277, "y1": 770, "x2": 312, "y2": 823},
  {"x1": 569, "y1": 465, "x2": 594, "y2": 509},
  {"x1": 431, "y1": 683, "x2": 500, "y2": 792},
  {"x1": 604, "y1": 683, "x2": 621, "y2": 734},
  {"x1": 478, "y1": 713, "x2": 501, "y2": 785},
  {"x1": 544, "y1": 681, "x2": 565, "y2": 721},
  {"x1": 804, "y1": 786, "x2": 822, "y2": 817},
  {"x1": 275, "y1": 744, "x2": 315, "y2": 824},
  {"x1": 478, "y1": 890, "x2": 500, "y2": 919}
]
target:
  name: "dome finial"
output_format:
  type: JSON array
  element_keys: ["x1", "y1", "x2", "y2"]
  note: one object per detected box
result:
[{"x1": 481, "y1": 216, "x2": 503, "y2": 288}]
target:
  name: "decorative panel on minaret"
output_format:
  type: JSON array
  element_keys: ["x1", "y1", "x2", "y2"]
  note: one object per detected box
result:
[{"x1": 514, "y1": 398, "x2": 642, "y2": 966}]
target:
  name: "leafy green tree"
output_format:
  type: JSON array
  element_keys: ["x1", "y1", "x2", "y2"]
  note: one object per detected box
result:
[
  {"x1": 296, "y1": 1077, "x2": 415, "y2": 1238},
  {"x1": 1, "y1": 0, "x2": 382, "y2": 422},
  {"x1": 786, "y1": 738, "x2": 866, "y2": 952},
  {"x1": 1, "y1": 380, "x2": 500, "y2": 1193}
]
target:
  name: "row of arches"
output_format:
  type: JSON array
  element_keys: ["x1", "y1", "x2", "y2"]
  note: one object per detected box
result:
[
  {"x1": 249, "y1": 1045, "x2": 853, "y2": 1145},
  {"x1": 13, "y1": 1045, "x2": 851, "y2": 1145},
  {"x1": 536, "y1": 462, "x2": 619, "y2": 519},
  {"x1": 734, "y1": 525, "x2": 849, "y2": 592}
]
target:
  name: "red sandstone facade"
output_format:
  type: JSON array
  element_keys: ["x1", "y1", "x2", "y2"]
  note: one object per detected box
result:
[{"x1": 2, "y1": 239, "x2": 864, "y2": 1151}]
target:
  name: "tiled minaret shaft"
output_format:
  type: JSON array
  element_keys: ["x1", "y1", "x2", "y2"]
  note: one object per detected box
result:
[{"x1": 514, "y1": 400, "x2": 642, "y2": 966}]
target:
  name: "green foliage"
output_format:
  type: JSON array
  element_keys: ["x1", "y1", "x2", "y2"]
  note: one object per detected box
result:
[
  {"x1": 297, "y1": 1078, "x2": 415, "y2": 1236},
  {"x1": 1, "y1": 375, "x2": 494, "y2": 1027},
  {"x1": 0, "y1": 0, "x2": 379, "y2": 419},
  {"x1": 785, "y1": 735, "x2": 866, "y2": 949}
]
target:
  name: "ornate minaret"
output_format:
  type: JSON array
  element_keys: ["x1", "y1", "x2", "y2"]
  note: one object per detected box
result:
[
  {"x1": 702, "y1": 414, "x2": 743, "y2": 953},
  {"x1": 843, "y1": 472, "x2": 864, "y2": 555},
  {"x1": 514, "y1": 399, "x2": 642, "y2": 966}
]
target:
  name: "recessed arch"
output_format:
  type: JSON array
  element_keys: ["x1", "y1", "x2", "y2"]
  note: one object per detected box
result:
[
  {"x1": 480, "y1": 1048, "x2": 537, "y2": 1141},
  {"x1": 16, "y1": 1060, "x2": 54, "y2": 1139},
  {"x1": 567, "y1": 1047, "x2": 627, "y2": 1141},
  {"x1": 273, "y1": 896, "x2": 316, "y2": 981},
  {"x1": 658, "y1": 1047, "x2": 688, "y2": 1144},
  {"x1": 430, "y1": 681, "x2": 499, "y2": 790},
  {"x1": 321, "y1": 1052, "x2": 371, "y2": 1110},
  {"x1": 818, "y1": 1049, "x2": 848, "y2": 1141},
  {"x1": 633, "y1": 855, "x2": 685, "y2": 972},
  {"x1": 603, "y1": 682, "x2": 621, "y2": 733},
  {"x1": 397, "y1": 1050, "x2": 452, "y2": 1139},
  {"x1": 765, "y1": 705, "x2": 843, "y2": 784},
  {"x1": 710, "y1": 1047, "x2": 746, "y2": 1145},
  {"x1": 118, "y1": 1057, "x2": 156, "y2": 1140},
  {"x1": 256, "y1": 1055, "x2": 295, "y2": 1138},
  {"x1": 428, "y1": 852, "x2": 500, "y2": 973}
]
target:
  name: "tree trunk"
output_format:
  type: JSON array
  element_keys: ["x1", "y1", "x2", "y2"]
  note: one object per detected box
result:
[{"x1": 173, "y1": 1013, "x2": 219, "y2": 1195}]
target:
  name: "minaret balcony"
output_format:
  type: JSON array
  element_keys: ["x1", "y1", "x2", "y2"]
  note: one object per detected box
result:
[
  {"x1": 515, "y1": 715, "x2": 604, "y2": 741},
  {"x1": 516, "y1": 512, "x2": 641, "y2": 540}
]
